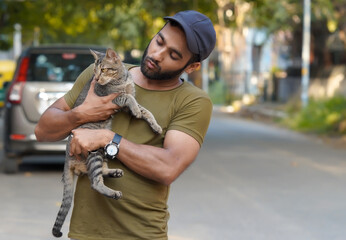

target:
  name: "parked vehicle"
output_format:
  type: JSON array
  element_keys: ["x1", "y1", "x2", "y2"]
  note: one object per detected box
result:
[
  {"x1": 2, "y1": 45, "x2": 107, "y2": 173},
  {"x1": 0, "y1": 60, "x2": 16, "y2": 108}
]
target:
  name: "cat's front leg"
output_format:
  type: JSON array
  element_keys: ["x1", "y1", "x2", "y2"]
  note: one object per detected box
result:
[
  {"x1": 138, "y1": 105, "x2": 163, "y2": 134},
  {"x1": 113, "y1": 94, "x2": 141, "y2": 118}
]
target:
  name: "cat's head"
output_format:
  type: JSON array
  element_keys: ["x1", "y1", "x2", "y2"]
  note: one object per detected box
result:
[{"x1": 90, "y1": 48, "x2": 125, "y2": 85}]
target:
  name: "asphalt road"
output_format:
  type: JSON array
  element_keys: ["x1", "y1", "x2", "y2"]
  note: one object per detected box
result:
[{"x1": 0, "y1": 111, "x2": 346, "y2": 240}]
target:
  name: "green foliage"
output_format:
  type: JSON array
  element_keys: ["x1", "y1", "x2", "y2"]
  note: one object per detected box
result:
[
  {"x1": 282, "y1": 96, "x2": 346, "y2": 135},
  {"x1": 0, "y1": 0, "x2": 217, "y2": 51},
  {"x1": 209, "y1": 81, "x2": 227, "y2": 105},
  {"x1": 208, "y1": 80, "x2": 237, "y2": 105},
  {"x1": 0, "y1": 0, "x2": 341, "y2": 51},
  {"x1": 0, "y1": 0, "x2": 165, "y2": 50},
  {"x1": 0, "y1": 34, "x2": 11, "y2": 50},
  {"x1": 244, "y1": 0, "x2": 297, "y2": 33},
  {"x1": 243, "y1": 0, "x2": 338, "y2": 35}
]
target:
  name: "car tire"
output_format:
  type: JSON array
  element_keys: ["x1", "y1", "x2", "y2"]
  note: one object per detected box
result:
[{"x1": 2, "y1": 154, "x2": 19, "y2": 174}]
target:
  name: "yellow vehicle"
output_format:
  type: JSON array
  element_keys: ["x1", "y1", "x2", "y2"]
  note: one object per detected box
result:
[
  {"x1": 0, "y1": 60, "x2": 16, "y2": 87},
  {"x1": 0, "y1": 60, "x2": 16, "y2": 107}
]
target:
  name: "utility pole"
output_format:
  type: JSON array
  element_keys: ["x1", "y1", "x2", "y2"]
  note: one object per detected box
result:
[
  {"x1": 13, "y1": 23, "x2": 22, "y2": 60},
  {"x1": 301, "y1": 0, "x2": 311, "y2": 107},
  {"x1": 33, "y1": 27, "x2": 40, "y2": 46},
  {"x1": 202, "y1": 57, "x2": 209, "y2": 93},
  {"x1": 216, "y1": 0, "x2": 229, "y2": 84}
]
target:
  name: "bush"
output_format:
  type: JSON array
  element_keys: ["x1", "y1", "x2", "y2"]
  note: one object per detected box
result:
[
  {"x1": 282, "y1": 96, "x2": 346, "y2": 135},
  {"x1": 208, "y1": 80, "x2": 238, "y2": 105}
]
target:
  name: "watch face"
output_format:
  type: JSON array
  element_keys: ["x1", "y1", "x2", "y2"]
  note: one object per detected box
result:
[{"x1": 106, "y1": 144, "x2": 118, "y2": 156}]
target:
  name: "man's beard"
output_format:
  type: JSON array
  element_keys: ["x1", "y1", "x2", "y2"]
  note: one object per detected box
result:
[{"x1": 140, "y1": 46, "x2": 188, "y2": 81}]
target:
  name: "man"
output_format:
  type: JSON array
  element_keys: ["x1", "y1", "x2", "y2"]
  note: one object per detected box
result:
[{"x1": 35, "y1": 10, "x2": 216, "y2": 240}]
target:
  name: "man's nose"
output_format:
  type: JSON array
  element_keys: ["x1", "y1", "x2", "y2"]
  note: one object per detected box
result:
[{"x1": 151, "y1": 48, "x2": 166, "y2": 62}]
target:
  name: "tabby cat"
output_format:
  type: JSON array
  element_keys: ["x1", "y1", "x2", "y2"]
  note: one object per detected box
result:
[{"x1": 52, "y1": 48, "x2": 162, "y2": 238}]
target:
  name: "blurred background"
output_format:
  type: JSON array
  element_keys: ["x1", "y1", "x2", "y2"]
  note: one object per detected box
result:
[{"x1": 0, "y1": 0, "x2": 345, "y2": 135}]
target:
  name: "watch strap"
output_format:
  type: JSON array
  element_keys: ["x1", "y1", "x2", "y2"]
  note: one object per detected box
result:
[{"x1": 112, "y1": 133, "x2": 122, "y2": 145}]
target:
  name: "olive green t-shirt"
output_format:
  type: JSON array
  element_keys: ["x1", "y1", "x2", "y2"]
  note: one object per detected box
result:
[{"x1": 64, "y1": 64, "x2": 213, "y2": 240}]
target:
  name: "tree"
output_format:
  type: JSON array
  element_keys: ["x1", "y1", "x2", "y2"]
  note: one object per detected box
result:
[
  {"x1": 0, "y1": 0, "x2": 218, "y2": 52},
  {"x1": 241, "y1": 0, "x2": 343, "y2": 69}
]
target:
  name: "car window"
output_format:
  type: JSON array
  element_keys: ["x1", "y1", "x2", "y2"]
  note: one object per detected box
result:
[{"x1": 27, "y1": 52, "x2": 94, "y2": 82}]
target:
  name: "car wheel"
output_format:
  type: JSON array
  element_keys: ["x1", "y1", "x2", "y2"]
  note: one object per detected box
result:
[{"x1": 1, "y1": 154, "x2": 19, "y2": 174}]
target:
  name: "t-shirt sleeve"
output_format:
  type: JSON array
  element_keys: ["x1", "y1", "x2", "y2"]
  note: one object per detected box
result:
[
  {"x1": 167, "y1": 94, "x2": 213, "y2": 146},
  {"x1": 64, "y1": 64, "x2": 94, "y2": 108}
]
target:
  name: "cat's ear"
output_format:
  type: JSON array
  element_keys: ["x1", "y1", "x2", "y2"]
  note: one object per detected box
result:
[
  {"x1": 106, "y1": 48, "x2": 120, "y2": 61},
  {"x1": 90, "y1": 49, "x2": 103, "y2": 60}
]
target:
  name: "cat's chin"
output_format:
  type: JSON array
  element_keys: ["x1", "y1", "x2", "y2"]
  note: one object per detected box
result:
[{"x1": 97, "y1": 80, "x2": 109, "y2": 85}]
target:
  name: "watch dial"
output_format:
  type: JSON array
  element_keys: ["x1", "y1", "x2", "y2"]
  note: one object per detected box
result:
[{"x1": 107, "y1": 144, "x2": 118, "y2": 155}]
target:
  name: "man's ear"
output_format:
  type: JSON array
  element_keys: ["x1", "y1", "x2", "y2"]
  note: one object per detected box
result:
[{"x1": 184, "y1": 62, "x2": 201, "y2": 74}]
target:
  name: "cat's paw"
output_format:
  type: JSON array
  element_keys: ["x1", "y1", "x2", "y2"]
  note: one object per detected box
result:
[
  {"x1": 52, "y1": 228, "x2": 63, "y2": 238},
  {"x1": 109, "y1": 169, "x2": 123, "y2": 178},
  {"x1": 113, "y1": 191, "x2": 122, "y2": 200},
  {"x1": 153, "y1": 125, "x2": 163, "y2": 135}
]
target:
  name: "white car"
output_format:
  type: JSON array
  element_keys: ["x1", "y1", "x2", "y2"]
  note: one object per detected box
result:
[{"x1": 2, "y1": 44, "x2": 106, "y2": 173}]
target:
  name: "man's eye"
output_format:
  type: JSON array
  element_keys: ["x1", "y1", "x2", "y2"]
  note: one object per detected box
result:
[
  {"x1": 170, "y1": 53, "x2": 179, "y2": 61},
  {"x1": 156, "y1": 39, "x2": 163, "y2": 46}
]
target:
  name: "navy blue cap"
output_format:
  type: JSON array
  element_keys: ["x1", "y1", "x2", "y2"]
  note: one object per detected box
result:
[{"x1": 164, "y1": 10, "x2": 216, "y2": 61}]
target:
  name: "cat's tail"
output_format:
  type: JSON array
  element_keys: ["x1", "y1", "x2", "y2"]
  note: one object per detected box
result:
[{"x1": 52, "y1": 168, "x2": 74, "y2": 238}]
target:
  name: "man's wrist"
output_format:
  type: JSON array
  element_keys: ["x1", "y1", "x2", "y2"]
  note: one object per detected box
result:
[
  {"x1": 70, "y1": 106, "x2": 86, "y2": 125},
  {"x1": 103, "y1": 130, "x2": 116, "y2": 146},
  {"x1": 104, "y1": 132, "x2": 122, "y2": 159}
]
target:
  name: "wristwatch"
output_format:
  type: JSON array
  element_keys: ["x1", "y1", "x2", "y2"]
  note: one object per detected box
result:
[{"x1": 104, "y1": 133, "x2": 122, "y2": 159}]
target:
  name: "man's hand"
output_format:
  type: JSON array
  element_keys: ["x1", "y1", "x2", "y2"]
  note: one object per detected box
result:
[
  {"x1": 69, "y1": 128, "x2": 113, "y2": 160},
  {"x1": 35, "y1": 79, "x2": 121, "y2": 142},
  {"x1": 74, "y1": 79, "x2": 120, "y2": 123}
]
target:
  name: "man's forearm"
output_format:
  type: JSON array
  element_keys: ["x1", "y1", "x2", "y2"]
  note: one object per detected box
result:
[
  {"x1": 35, "y1": 107, "x2": 82, "y2": 142},
  {"x1": 35, "y1": 97, "x2": 84, "y2": 142},
  {"x1": 117, "y1": 139, "x2": 173, "y2": 185},
  {"x1": 117, "y1": 130, "x2": 200, "y2": 186}
]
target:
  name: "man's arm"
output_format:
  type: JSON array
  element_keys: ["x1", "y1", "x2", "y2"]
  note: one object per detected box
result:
[
  {"x1": 69, "y1": 128, "x2": 200, "y2": 185},
  {"x1": 35, "y1": 97, "x2": 78, "y2": 142},
  {"x1": 35, "y1": 80, "x2": 119, "y2": 142},
  {"x1": 119, "y1": 130, "x2": 200, "y2": 185}
]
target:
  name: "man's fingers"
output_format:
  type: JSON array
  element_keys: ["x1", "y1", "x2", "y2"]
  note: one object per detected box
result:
[
  {"x1": 88, "y1": 79, "x2": 96, "y2": 94},
  {"x1": 69, "y1": 139, "x2": 75, "y2": 156},
  {"x1": 104, "y1": 93, "x2": 120, "y2": 110},
  {"x1": 105, "y1": 92, "x2": 119, "y2": 101},
  {"x1": 75, "y1": 153, "x2": 83, "y2": 161},
  {"x1": 69, "y1": 130, "x2": 83, "y2": 160},
  {"x1": 89, "y1": 79, "x2": 118, "y2": 103},
  {"x1": 82, "y1": 150, "x2": 89, "y2": 159}
]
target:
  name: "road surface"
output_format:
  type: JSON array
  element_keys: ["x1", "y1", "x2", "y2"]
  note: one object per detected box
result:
[{"x1": 0, "y1": 111, "x2": 346, "y2": 240}]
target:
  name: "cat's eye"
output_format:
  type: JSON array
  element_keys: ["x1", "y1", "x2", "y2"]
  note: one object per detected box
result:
[
  {"x1": 108, "y1": 69, "x2": 118, "y2": 74},
  {"x1": 101, "y1": 68, "x2": 106, "y2": 72}
]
